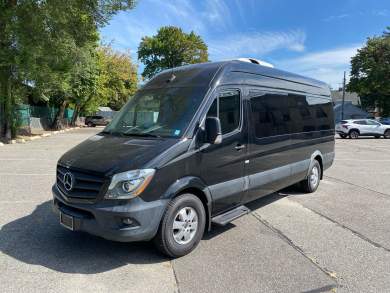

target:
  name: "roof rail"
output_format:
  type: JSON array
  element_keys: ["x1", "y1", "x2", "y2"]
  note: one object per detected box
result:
[{"x1": 236, "y1": 58, "x2": 274, "y2": 68}]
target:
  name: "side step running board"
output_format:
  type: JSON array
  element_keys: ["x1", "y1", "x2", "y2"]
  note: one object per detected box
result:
[{"x1": 211, "y1": 205, "x2": 250, "y2": 226}]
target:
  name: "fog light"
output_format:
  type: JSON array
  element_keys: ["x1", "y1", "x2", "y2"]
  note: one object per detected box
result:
[{"x1": 122, "y1": 218, "x2": 134, "y2": 225}]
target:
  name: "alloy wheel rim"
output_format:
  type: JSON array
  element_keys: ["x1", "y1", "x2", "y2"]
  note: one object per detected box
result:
[
  {"x1": 310, "y1": 166, "x2": 319, "y2": 188},
  {"x1": 172, "y1": 207, "x2": 198, "y2": 245}
]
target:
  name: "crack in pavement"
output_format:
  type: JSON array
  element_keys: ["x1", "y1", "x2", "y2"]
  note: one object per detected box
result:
[
  {"x1": 171, "y1": 260, "x2": 181, "y2": 293},
  {"x1": 324, "y1": 175, "x2": 390, "y2": 199},
  {"x1": 250, "y1": 212, "x2": 339, "y2": 290},
  {"x1": 289, "y1": 200, "x2": 390, "y2": 253}
]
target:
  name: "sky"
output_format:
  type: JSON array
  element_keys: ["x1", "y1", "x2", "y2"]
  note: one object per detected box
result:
[{"x1": 101, "y1": 0, "x2": 390, "y2": 89}]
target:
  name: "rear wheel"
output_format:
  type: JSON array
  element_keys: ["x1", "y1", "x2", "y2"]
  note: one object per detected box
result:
[
  {"x1": 384, "y1": 130, "x2": 390, "y2": 139},
  {"x1": 87, "y1": 122, "x2": 94, "y2": 127},
  {"x1": 154, "y1": 193, "x2": 206, "y2": 258},
  {"x1": 300, "y1": 160, "x2": 321, "y2": 193},
  {"x1": 349, "y1": 130, "x2": 359, "y2": 139}
]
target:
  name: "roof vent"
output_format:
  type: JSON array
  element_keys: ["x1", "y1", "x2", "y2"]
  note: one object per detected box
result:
[{"x1": 237, "y1": 58, "x2": 274, "y2": 68}]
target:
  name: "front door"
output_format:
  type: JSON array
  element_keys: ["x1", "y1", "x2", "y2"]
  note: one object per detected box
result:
[
  {"x1": 200, "y1": 88, "x2": 247, "y2": 214},
  {"x1": 366, "y1": 120, "x2": 382, "y2": 135}
]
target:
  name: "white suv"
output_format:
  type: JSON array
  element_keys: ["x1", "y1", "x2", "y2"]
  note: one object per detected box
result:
[{"x1": 336, "y1": 119, "x2": 390, "y2": 139}]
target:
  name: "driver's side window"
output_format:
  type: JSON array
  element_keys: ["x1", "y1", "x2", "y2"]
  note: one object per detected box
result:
[
  {"x1": 367, "y1": 120, "x2": 380, "y2": 126},
  {"x1": 206, "y1": 90, "x2": 241, "y2": 135}
]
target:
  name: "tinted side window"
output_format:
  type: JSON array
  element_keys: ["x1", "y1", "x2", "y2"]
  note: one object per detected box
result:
[
  {"x1": 219, "y1": 91, "x2": 240, "y2": 134},
  {"x1": 304, "y1": 96, "x2": 333, "y2": 131},
  {"x1": 207, "y1": 90, "x2": 241, "y2": 135},
  {"x1": 250, "y1": 91, "x2": 333, "y2": 138},
  {"x1": 354, "y1": 120, "x2": 366, "y2": 125},
  {"x1": 250, "y1": 92, "x2": 290, "y2": 137}
]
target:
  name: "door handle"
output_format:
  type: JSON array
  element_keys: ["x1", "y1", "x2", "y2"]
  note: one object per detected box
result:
[{"x1": 235, "y1": 144, "x2": 245, "y2": 151}]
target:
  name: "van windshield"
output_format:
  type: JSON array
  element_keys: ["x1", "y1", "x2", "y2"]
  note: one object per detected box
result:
[{"x1": 104, "y1": 87, "x2": 206, "y2": 138}]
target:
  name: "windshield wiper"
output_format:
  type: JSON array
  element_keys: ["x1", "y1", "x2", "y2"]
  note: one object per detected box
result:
[{"x1": 121, "y1": 132, "x2": 162, "y2": 138}]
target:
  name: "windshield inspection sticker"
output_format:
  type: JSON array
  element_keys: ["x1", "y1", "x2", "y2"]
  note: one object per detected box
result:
[{"x1": 174, "y1": 130, "x2": 181, "y2": 136}]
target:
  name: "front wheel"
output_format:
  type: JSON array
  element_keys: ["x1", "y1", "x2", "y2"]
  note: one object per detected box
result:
[
  {"x1": 154, "y1": 194, "x2": 206, "y2": 258},
  {"x1": 299, "y1": 160, "x2": 321, "y2": 193},
  {"x1": 384, "y1": 130, "x2": 390, "y2": 139}
]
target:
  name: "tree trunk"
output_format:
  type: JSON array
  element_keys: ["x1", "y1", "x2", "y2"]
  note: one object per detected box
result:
[
  {"x1": 71, "y1": 104, "x2": 80, "y2": 126},
  {"x1": 5, "y1": 76, "x2": 12, "y2": 140},
  {"x1": 0, "y1": 73, "x2": 6, "y2": 139},
  {"x1": 0, "y1": 69, "x2": 13, "y2": 142},
  {"x1": 0, "y1": 0, "x2": 17, "y2": 142},
  {"x1": 52, "y1": 100, "x2": 67, "y2": 130}
]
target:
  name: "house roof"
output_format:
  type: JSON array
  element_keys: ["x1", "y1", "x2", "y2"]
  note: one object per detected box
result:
[{"x1": 331, "y1": 90, "x2": 360, "y2": 105}]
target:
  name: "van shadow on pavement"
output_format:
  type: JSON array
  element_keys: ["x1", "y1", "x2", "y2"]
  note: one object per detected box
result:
[
  {"x1": 0, "y1": 201, "x2": 167, "y2": 274},
  {"x1": 205, "y1": 190, "x2": 292, "y2": 240}
]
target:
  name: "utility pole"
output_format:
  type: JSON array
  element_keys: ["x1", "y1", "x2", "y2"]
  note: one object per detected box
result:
[{"x1": 341, "y1": 71, "x2": 346, "y2": 120}]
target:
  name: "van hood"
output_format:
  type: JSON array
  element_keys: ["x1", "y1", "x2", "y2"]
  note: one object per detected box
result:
[{"x1": 58, "y1": 133, "x2": 180, "y2": 176}]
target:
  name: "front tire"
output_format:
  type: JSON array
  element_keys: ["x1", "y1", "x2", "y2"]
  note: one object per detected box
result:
[
  {"x1": 154, "y1": 194, "x2": 206, "y2": 258},
  {"x1": 300, "y1": 160, "x2": 321, "y2": 193},
  {"x1": 349, "y1": 130, "x2": 359, "y2": 139},
  {"x1": 384, "y1": 130, "x2": 390, "y2": 139}
]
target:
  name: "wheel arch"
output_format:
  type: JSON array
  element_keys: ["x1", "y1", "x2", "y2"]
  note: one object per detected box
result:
[
  {"x1": 309, "y1": 150, "x2": 324, "y2": 180},
  {"x1": 348, "y1": 128, "x2": 360, "y2": 134},
  {"x1": 161, "y1": 176, "x2": 212, "y2": 231}
]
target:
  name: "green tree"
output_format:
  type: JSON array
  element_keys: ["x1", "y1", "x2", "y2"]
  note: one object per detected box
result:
[
  {"x1": 68, "y1": 45, "x2": 102, "y2": 126},
  {"x1": 0, "y1": 0, "x2": 136, "y2": 140},
  {"x1": 98, "y1": 45, "x2": 138, "y2": 111},
  {"x1": 138, "y1": 26, "x2": 208, "y2": 79},
  {"x1": 348, "y1": 27, "x2": 390, "y2": 116}
]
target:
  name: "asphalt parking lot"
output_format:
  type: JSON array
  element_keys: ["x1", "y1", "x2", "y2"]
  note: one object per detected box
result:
[{"x1": 1, "y1": 128, "x2": 390, "y2": 293}]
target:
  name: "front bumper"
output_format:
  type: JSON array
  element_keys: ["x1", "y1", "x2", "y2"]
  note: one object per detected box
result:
[{"x1": 52, "y1": 185, "x2": 168, "y2": 242}]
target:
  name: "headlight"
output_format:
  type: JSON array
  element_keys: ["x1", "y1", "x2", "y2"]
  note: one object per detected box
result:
[{"x1": 105, "y1": 169, "x2": 155, "y2": 199}]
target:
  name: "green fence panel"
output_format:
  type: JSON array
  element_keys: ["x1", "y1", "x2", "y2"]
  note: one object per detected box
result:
[
  {"x1": 15, "y1": 105, "x2": 30, "y2": 127},
  {"x1": 16, "y1": 104, "x2": 76, "y2": 128},
  {"x1": 64, "y1": 108, "x2": 74, "y2": 122}
]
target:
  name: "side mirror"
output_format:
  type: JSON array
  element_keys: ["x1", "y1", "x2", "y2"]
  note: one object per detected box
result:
[{"x1": 205, "y1": 117, "x2": 222, "y2": 144}]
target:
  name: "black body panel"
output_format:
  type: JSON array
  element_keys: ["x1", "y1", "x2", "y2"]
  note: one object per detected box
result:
[{"x1": 54, "y1": 60, "x2": 335, "y2": 242}]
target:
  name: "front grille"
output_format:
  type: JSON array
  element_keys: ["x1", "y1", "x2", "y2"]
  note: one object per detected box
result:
[{"x1": 56, "y1": 165, "x2": 106, "y2": 200}]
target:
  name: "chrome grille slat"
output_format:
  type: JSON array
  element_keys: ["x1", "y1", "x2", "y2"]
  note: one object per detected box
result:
[{"x1": 56, "y1": 165, "x2": 105, "y2": 200}]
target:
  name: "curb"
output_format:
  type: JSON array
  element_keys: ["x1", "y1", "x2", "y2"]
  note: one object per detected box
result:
[{"x1": 4, "y1": 126, "x2": 83, "y2": 145}]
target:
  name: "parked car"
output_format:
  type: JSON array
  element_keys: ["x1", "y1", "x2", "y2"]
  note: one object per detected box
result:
[
  {"x1": 53, "y1": 60, "x2": 335, "y2": 257},
  {"x1": 85, "y1": 115, "x2": 110, "y2": 127},
  {"x1": 379, "y1": 118, "x2": 390, "y2": 125},
  {"x1": 336, "y1": 119, "x2": 390, "y2": 139}
]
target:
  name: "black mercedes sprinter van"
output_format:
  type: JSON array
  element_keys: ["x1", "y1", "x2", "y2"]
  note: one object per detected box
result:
[{"x1": 52, "y1": 60, "x2": 335, "y2": 257}]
